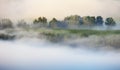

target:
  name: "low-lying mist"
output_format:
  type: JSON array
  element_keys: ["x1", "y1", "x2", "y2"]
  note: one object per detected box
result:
[
  {"x1": 0, "y1": 38, "x2": 120, "y2": 70},
  {"x1": 0, "y1": 28, "x2": 120, "y2": 70},
  {"x1": 0, "y1": 28, "x2": 120, "y2": 50}
]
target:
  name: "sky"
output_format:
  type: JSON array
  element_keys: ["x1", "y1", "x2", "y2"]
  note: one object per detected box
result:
[{"x1": 0, "y1": 0, "x2": 120, "y2": 21}]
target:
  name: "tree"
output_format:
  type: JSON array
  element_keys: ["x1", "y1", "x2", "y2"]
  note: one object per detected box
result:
[
  {"x1": 82, "y1": 16, "x2": 95, "y2": 26},
  {"x1": 38, "y1": 17, "x2": 42, "y2": 22},
  {"x1": 42, "y1": 17, "x2": 47, "y2": 23},
  {"x1": 33, "y1": 19, "x2": 38, "y2": 24},
  {"x1": 33, "y1": 17, "x2": 47, "y2": 23},
  {"x1": 96, "y1": 16, "x2": 103, "y2": 26},
  {"x1": 0, "y1": 19, "x2": 13, "y2": 29},
  {"x1": 91, "y1": 16, "x2": 96, "y2": 24},
  {"x1": 105, "y1": 17, "x2": 116, "y2": 26},
  {"x1": 33, "y1": 17, "x2": 48, "y2": 28},
  {"x1": 49, "y1": 18, "x2": 58, "y2": 28},
  {"x1": 49, "y1": 18, "x2": 67, "y2": 28},
  {"x1": 64, "y1": 15, "x2": 82, "y2": 27}
]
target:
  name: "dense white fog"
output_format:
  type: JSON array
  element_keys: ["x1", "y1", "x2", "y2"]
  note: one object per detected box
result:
[
  {"x1": 0, "y1": 0, "x2": 120, "y2": 70},
  {"x1": 0, "y1": 37, "x2": 120, "y2": 70}
]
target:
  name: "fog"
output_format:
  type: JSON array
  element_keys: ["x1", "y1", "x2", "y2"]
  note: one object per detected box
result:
[
  {"x1": 0, "y1": 0, "x2": 120, "y2": 69},
  {"x1": 0, "y1": 33, "x2": 120, "y2": 70},
  {"x1": 0, "y1": 29, "x2": 120, "y2": 70}
]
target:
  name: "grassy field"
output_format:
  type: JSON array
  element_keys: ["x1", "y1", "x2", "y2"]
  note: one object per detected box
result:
[
  {"x1": 36, "y1": 28, "x2": 120, "y2": 37},
  {"x1": 2, "y1": 28, "x2": 120, "y2": 39}
]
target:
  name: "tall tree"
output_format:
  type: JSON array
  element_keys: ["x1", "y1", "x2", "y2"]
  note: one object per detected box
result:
[
  {"x1": 49, "y1": 18, "x2": 58, "y2": 28},
  {"x1": 64, "y1": 15, "x2": 82, "y2": 27},
  {"x1": 38, "y1": 17, "x2": 42, "y2": 22},
  {"x1": 82, "y1": 16, "x2": 95, "y2": 26},
  {"x1": 42, "y1": 17, "x2": 47, "y2": 23},
  {"x1": 91, "y1": 16, "x2": 96, "y2": 24},
  {"x1": 33, "y1": 19, "x2": 38, "y2": 24},
  {"x1": 33, "y1": 17, "x2": 48, "y2": 27},
  {"x1": 105, "y1": 17, "x2": 116, "y2": 26},
  {"x1": 96, "y1": 16, "x2": 104, "y2": 26}
]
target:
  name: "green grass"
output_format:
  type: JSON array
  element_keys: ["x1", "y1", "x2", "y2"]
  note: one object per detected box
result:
[
  {"x1": 32, "y1": 28, "x2": 120, "y2": 42},
  {"x1": 67, "y1": 29, "x2": 120, "y2": 36},
  {"x1": 37, "y1": 28, "x2": 120, "y2": 37}
]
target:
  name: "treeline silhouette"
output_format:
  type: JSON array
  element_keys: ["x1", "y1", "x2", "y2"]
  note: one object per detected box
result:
[{"x1": 0, "y1": 15, "x2": 117, "y2": 29}]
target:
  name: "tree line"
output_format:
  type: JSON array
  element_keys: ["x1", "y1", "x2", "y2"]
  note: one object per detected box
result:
[
  {"x1": 0, "y1": 15, "x2": 117, "y2": 29},
  {"x1": 33, "y1": 15, "x2": 116, "y2": 28}
]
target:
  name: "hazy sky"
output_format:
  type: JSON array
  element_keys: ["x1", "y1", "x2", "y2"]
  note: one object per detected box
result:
[{"x1": 0, "y1": 0, "x2": 120, "y2": 20}]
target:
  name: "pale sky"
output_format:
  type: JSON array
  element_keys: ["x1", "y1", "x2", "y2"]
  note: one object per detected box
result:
[{"x1": 0, "y1": 0, "x2": 120, "y2": 21}]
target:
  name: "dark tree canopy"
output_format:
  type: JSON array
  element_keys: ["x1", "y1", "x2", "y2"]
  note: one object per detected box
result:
[
  {"x1": 42, "y1": 17, "x2": 47, "y2": 23},
  {"x1": 33, "y1": 17, "x2": 47, "y2": 24},
  {"x1": 0, "y1": 15, "x2": 117, "y2": 30},
  {"x1": 82, "y1": 16, "x2": 96, "y2": 26},
  {"x1": 31, "y1": 15, "x2": 117, "y2": 29},
  {"x1": 49, "y1": 18, "x2": 58, "y2": 28},
  {"x1": 64, "y1": 15, "x2": 83, "y2": 27},
  {"x1": 33, "y1": 17, "x2": 48, "y2": 27},
  {"x1": 50, "y1": 18, "x2": 58, "y2": 23},
  {"x1": 49, "y1": 18, "x2": 67, "y2": 28},
  {"x1": 38, "y1": 17, "x2": 42, "y2": 22},
  {"x1": 91, "y1": 16, "x2": 96, "y2": 24},
  {"x1": 105, "y1": 17, "x2": 116, "y2": 26},
  {"x1": 96, "y1": 16, "x2": 103, "y2": 26}
]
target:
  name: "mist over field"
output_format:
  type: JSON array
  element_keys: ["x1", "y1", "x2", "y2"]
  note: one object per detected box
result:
[
  {"x1": 0, "y1": 0, "x2": 120, "y2": 70},
  {"x1": 0, "y1": 27, "x2": 120, "y2": 70},
  {"x1": 0, "y1": 17, "x2": 119, "y2": 70},
  {"x1": 0, "y1": 16, "x2": 120, "y2": 70},
  {"x1": 0, "y1": 38, "x2": 120, "y2": 70}
]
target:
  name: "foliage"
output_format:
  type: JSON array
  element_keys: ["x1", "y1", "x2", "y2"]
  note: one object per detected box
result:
[
  {"x1": 33, "y1": 17, "x2": 48, "y2": 28},
  {"x1": 82, "y1": 16, "x2": 96, "y2": 26},
  {"x1": 105, "y1": 17, "x2": 116, "y2": 26},
  {"x1": 32, "y1": 15, "x2": 117, "y2": 28},
  {"x1": 0, "y1": 19, "x2": 13, "y2": 29},
  {"x1": 34, "y1": 17, "x2": 47, "y2": 24},
  {"x1": 49, "y1": 18, "x2": 58, "y2": 28},
  {"x1": 96, "y1": 16, "x2": 103, "y2": 25},
  {"x1": 64, "y1": 15, "x2": 82, "y2": 26}
]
